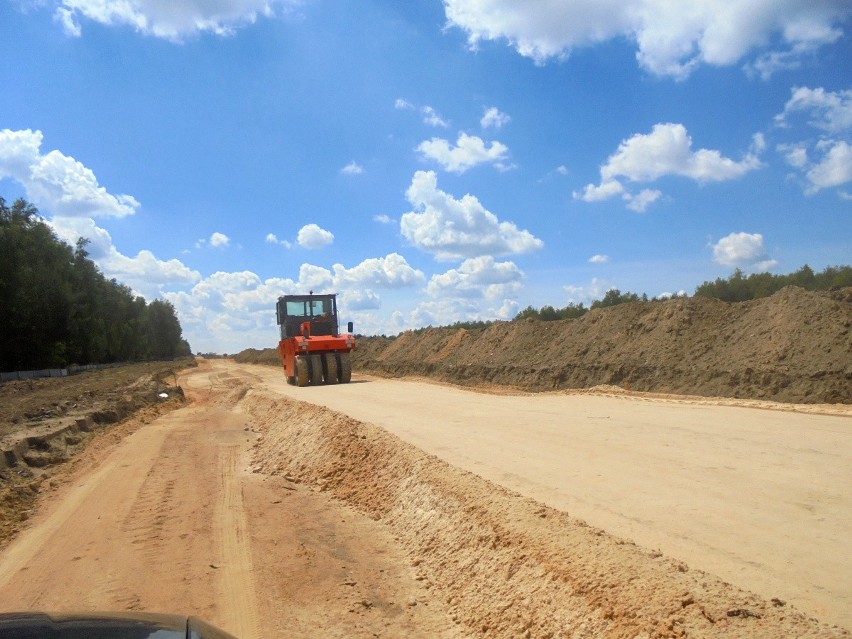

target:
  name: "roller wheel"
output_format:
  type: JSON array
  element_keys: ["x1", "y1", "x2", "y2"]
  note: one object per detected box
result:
[
  {"x1": 286, "y1": 375, "x2": 296, "y2": 386},
  {"x1": 322, "y1": 353, "x2": 338, "y2": 384},
  {"x1": 309, "y1": 354, "x2": 323, "y2": 385},
  {"x1": 295, "y1": 356, "x2": 310, "y2": 387},
  {"x1": 337, "y1": 352, "x2": 352, "y2": 383}
]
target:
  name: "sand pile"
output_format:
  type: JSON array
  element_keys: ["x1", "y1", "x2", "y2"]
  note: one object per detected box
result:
[{"x1": 352, "y1": 286, "x2": 850, "y2": 403}]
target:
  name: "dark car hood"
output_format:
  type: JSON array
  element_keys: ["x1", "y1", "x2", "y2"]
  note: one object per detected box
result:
[{"x1": 0, "y1": 612, "x2": 237, "y2": 638}]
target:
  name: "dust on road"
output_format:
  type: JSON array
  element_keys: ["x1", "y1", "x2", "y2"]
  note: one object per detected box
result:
[{"x1": 0, "y1": 359, "x2": 849, "y2": 638}]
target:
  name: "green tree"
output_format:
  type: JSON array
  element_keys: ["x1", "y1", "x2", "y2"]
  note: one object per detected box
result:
[
  {"x1": 0, "y1": 198, "x2": 74, "y2": 369},
  {"x1": 515, "y1": 305, "x2": 540, "y2": 320},
  {"x1": 790, "y1": 264, "x2": 815, "y2": 289},
  {"x1": 591, "y1": 289, "x2": 641, "y2": 309},
  {"x1": 68, "y1": 238, "x2": 109, "y2": 364},
  {"x1": 695, "y1": 264, "x2": 852, "y2": 301},
  {"x1": 1, "y1": 196, "x2": 191, "y2": 371},
  {"x1": 514, "y1": 302, "x2": 589, "y2": 322},
  {"x1": 539, "y1": 305, "x2": 560, "y2": 321},
  {"x1": 144, "y1": 299, "x2": 186, "y2": 359}
]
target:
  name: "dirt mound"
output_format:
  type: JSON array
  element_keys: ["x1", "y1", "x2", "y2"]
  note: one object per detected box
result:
[
  {"x1": 0, "y1": 361, "x2": 193, "y2": 436},
  {"x1": 245, "y1": 391, "x2": 849, "y2": 638},
  {"x1": 350, "y1": 287, "x2": 851, "y2": 403},
  {"x1": 0, "y1": 361, "x2": 192, "y2": 548}
]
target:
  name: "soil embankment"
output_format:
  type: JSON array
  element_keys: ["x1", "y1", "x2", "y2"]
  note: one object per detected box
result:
[{"x1": 237, "y1": 286, "x2": 851, "y2": 404}]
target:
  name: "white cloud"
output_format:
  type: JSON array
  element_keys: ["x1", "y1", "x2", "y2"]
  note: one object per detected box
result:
[
  {"x1": 625, "y1": 188, "x2": 662, "y2": 212},
  {"x1": 54, "y1": 0, "x2": 302, "y2": 40},
  {"x1": 373, "y1": 214, "x2": 394, "y2": 224},
  {"x1": 711, "y1": 232, "x2": 777, "y2": 271},
  {"x1": 54, "y1": 7, "x2": 82, "y2": 36},
  {"x1": 48, "y1": 216, "x2": 114, "y2": 259},
  {"x1": 480, "y1": 106, "x2": 511, "y2": 129},
  {"x1": 409, "y1": 298, "x2": 482, "y2": 328},
  {"x1": 417, "y1": 133, "x2": 511, "y2": 173},
  {"x1": 746, "y1": 36, "x2": 842, "y2": 80},
  {"x1": 48, "y1": 216, "x2": 200, "y2": 302},
  {"x1": 0, "y1": 128, "x2": 199, "y2": 303},
  {"x1": 341, "y1": 160, "x2": 364, "y2": 175},
  {"x1": 575, "y1": 123, "x2": 761, "y2": 210},
  {"x1": 265, "y1": 232, "x2": 292, "y2": 248},
  {"x1": 495, "y1": 298, "x2": 520, "y2": 320},
  {"x1": 297, "y1": 223, "x2": 334, "y2": 249},
  {"x1": 443, "y1": 0, "x2": 851, "y2": 79},
  {"x1": 0, "y1": 128, "x2": 139, "y2": 218},
  {"x1": 102, "y1": 249, "x2": 202, "y2": 296},
  {"x1": 395, "y1": 98, "x2": 414, "y2": 110},
  {"x1": 588, "y1": 254, "x2": 609, "y2": 264},
  {"x1": 564, "y1": 277, "x2": 610, "y2": 305},
  {"x1": 575, "y1": 179, "x2": 624, "y2": 202},
  {"x1": 210, "y1": 232, "x2": 230, "y2": 248},
  {"x1": 422, "y1": 106, "x2": 449, "y2": 128},
  {"x1": 193, "y1": 271, "x2": 277, "y2": 312},
  {"x1": 777, "y1": 143, "x2": 809, "y2": 169},
  {"x1": 401, "y1": 170, "x2": 544, "y2": 261},
  {"x1": 166, "y1": 271, "x2": 293, "y2": 353},
  {"x1": 775, "y1": 86, "x2": 852, "y2": 134},
  {"x1": 340, "y1": 289, "x2": 382, "y2": 311},
  {"x1": 601, "y1": 123, "x2": 762, "y2": 183},
  {"x1": 409, "y1": 295, "x2": 517, "y2": 327},
  {"x1": 712, "y1": 232, "x2": 763, "y2": 266},
  {"x1": 753, "y1": 259, "x2": 779, "y2": 272},
  {"x1": 164, "y1": 253, "x2": 425, "y2": 352},
  {"x1": 773, "y1": 87, "x2": 852, "y2": 194},
  {"x1": 297, "y1": 263, "x2": 333, "y2": 289},
  {"x1": 805, "y1": 140, "x2": 852, "y2": 193},
  {"x1": 426, "y1": 256, "x2": 523, "y2": 300},
  {"x1": 750, "y1": 132, "x2": 767, "y2": 154},
  {"x1": 332, "y1": 253, "x2": 425, "y2": 289}
]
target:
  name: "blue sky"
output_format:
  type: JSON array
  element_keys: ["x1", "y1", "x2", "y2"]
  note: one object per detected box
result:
[{"x1": 2, "y1": 0, "x2": 850, "y2": 353}]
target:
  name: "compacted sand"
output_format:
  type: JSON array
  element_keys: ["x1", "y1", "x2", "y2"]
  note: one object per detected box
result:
[{"x1": 0, "y1": 359, "x2": 848, "y2": 638}]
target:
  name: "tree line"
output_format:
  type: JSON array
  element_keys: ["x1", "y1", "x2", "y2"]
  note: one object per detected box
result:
[
  {"x1": 514, "y1": 264, "x2": 851, "y2": 322},
  {"x1": 693, "y1": 264, "x2": 851, "y2": 302},
  {"x1": 0, "y1": 197, "x2": 191, "y2": 372}
]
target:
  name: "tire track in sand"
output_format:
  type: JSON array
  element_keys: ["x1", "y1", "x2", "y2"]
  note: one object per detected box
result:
[
  {"x1": 214, "y1": 440, "x2": 261, "y2": 639},
  {"x1": 0, "y1": 420, "x2": 170, "y2": 609}
]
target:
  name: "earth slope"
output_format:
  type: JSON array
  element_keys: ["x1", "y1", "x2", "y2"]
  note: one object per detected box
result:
[{"x1": 351, "y1": 287, "x2": 851, "y2": 404}]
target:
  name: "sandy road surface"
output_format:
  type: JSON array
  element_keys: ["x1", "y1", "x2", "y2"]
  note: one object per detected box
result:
[
  {"x1": 0, "y1": 362, "x2": 458, "y2": 638},
  {"x1": 238, "y1": 361, "x2": 852, "y2": 630},
  {"x1": 0, "y1": 359, "x2": 849, "y2": 637}
]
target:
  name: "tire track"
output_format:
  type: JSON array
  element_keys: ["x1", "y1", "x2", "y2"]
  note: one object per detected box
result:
[
  {"x1": 0, "y1": 421, "x2": 170, "y2": 610},
  {"x1": 214, "y1": 442, "x2": 260, "y2": 639}
]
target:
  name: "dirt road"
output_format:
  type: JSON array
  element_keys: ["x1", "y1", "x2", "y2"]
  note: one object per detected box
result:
[
  {"x1": 0, "y1": 362, "x2": 458, "y2": 638},
  {"x1": 0, "y1": 359, "x2": 849, "y2": 637}
]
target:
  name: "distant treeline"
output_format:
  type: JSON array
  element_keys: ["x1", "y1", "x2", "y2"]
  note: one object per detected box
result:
[
  {"x1": 507, "y1": 264, "x2": 851, "y2": 325},
  {"x1": 0, "y1": 197, "x2": 191, "y2": 372},
  {"x1": 693, "y1": 264, "x2": 851, "y2": 302},
  {"x1": 514, "y1": 289, "x2": 665, "y2": 323}
]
